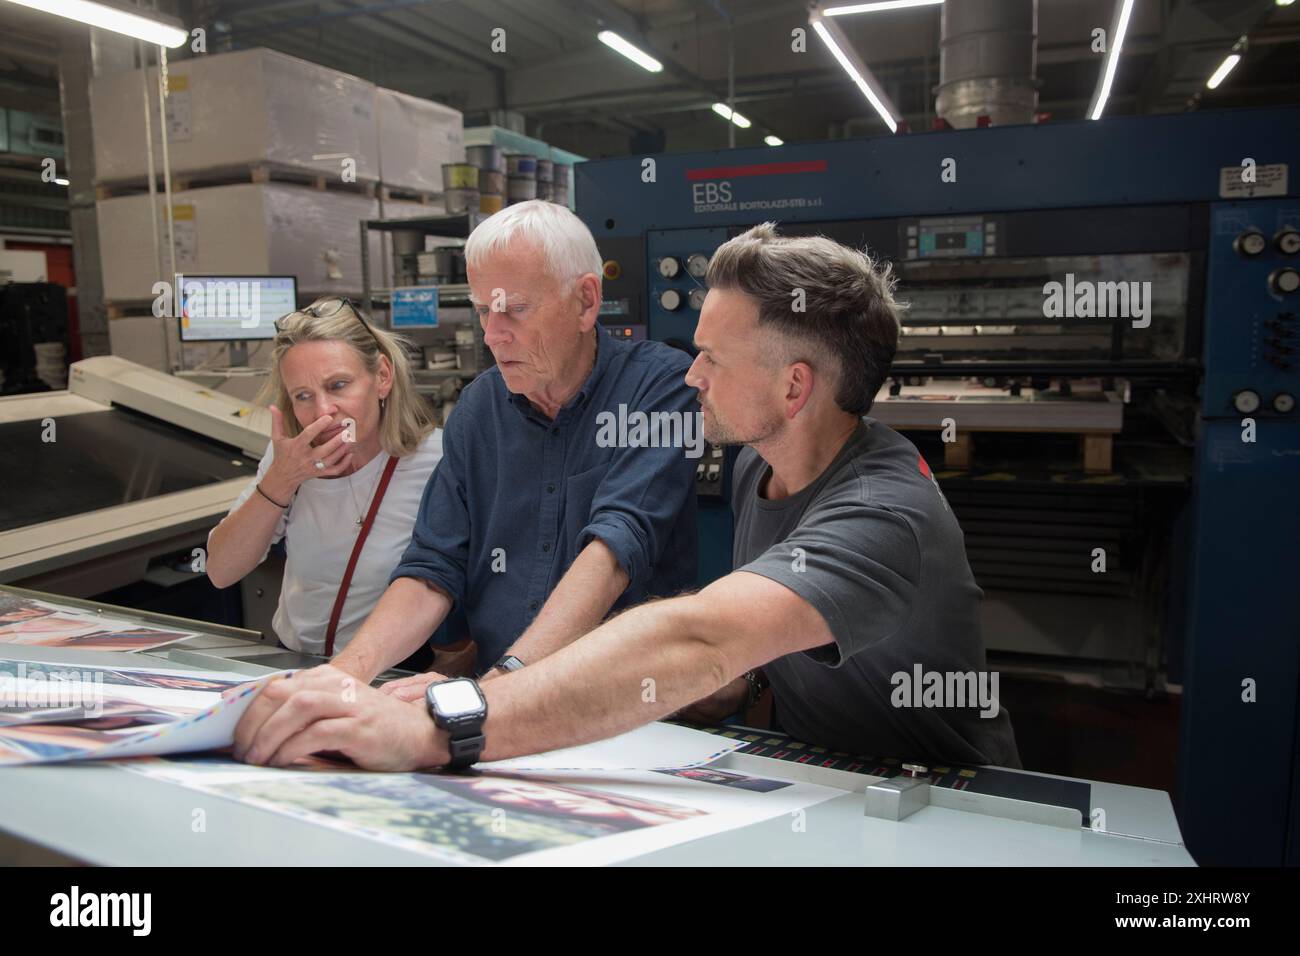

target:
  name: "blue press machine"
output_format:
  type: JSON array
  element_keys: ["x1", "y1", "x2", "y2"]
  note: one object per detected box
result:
[{"x1": 575, "y1": 107, "x2": 1300, "y2": 866}]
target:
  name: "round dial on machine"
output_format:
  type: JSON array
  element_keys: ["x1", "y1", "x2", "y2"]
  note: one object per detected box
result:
[
  {"x1": 1269, "y1": 268, "x2": 1300, "y2": 295},
  {"x1": 1232, "y1": 389, "x2": 1261, "y2": 415},
  {"x1": 1273, "y1": 393, "x2": 1296, "y2": 414},
  {"x1": 688, "y1": 288, "x2": 707, "y2": 310},
  {"x1": 657, "y1": 257, "x2": 681, "y2": 279},
  {"x1": 686, "y1": 253, "x2": 710, "y2": 279},
  {"x1": 659, "y1": 288, "x2": 683, "y2": 311},
  {"x1": 1277, "y1": 228, "x2": 1300, "y2": 256},
  {"x1": 1235, "y1": 230, "x2": 1267, "y2": 257}
]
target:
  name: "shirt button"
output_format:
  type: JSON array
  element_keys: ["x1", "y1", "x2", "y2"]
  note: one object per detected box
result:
[
  {"x1": 552, "y1": 428, "x2": 559, "y2": 435},
  {"x1": 529, "y1": 601, "x2": 539, "y2": 611},
  {"x1": 547, "y1": 483, "x2": 556, "y2": 493},
  {"x1": 542, "y1": 543, "x2": 550, "y2": 552}
]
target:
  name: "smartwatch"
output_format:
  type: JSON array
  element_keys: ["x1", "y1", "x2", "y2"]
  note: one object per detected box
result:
[
  {"x1": 493, "y1": 653, "x2": 525, "y2": 675},
  {"x1": 424, "y1": 678, "x2": 488, "y2": 771}
]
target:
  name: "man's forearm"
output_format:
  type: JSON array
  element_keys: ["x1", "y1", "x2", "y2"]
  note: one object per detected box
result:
[
  {"x1": 332, "y1": 577, "x2": 452, "y2": 681},
  {"x1": 500, "y1": 538, "x2": 629, "y2": 669},
  {"x1": 478, "y1": 593, "x2": 723, "y2": 760}
]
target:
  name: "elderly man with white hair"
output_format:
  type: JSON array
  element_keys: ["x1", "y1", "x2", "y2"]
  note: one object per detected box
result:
[{"x1": 326, "y1": 199, "x2": 699, "y2": 694}]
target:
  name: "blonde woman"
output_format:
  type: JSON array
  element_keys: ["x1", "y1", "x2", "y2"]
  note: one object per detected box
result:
[{"x1": 206, "y1": 297, "x2": 443, "y2": 659}]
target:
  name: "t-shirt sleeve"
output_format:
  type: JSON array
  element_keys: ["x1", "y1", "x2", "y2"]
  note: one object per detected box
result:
[
  {"x1": 216, "y1": 442, "x2": 289, "y2": 562},
  {"x1": 737, "y1": 493, "x2": 920, "y2": 667}
]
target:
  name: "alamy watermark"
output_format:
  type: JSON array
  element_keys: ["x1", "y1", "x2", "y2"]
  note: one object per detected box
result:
[
  {"x1": 152, "y1": 275, "x2": 263, "y2": 328},
  {"x1": 1042, "y1": 274, "x2": 1151, "y2": 329},
  {"x1": 1, "y1": 663, "x2": 105, "y2": 717},
  {"x1": 595, "y1": 404, "x2": 705, "y2": 459},
  {"x1": 890, "y1": 664, "x2": 1001, "y2": 718}
]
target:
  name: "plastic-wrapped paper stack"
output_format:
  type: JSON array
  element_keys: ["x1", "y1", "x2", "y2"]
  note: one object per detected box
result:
[
  {"x1": 96, "y1": 183, "x2": 381, "y2": 301},
  {"x1": 375, "y1": 87, "x2": 465, "y2": 195},
  {"x1": 90, "y1": 48, "x2": 380, "y2": 184}
]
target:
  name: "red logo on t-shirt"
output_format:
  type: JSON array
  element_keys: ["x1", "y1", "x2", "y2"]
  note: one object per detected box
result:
[{"x1": 918, "y1": 453, "x2": 950, "y2": 511}]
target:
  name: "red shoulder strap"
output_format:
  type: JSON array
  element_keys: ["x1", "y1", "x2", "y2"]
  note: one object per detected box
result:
[{"x1": 324, "y1": 455, "x2": 400, "y2": 657}]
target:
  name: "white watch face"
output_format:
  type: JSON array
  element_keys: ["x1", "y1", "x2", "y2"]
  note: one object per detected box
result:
[{"x1": 432, "y1": 680, "x2": 483, "y2": 718}]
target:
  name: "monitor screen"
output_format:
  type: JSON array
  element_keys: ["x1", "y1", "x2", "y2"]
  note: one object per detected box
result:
[{"x1": 177, "y1": 275, "x2": 297, "y2": 342}]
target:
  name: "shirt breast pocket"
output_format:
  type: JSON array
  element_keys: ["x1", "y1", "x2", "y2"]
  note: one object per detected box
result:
[{"x1": 562, "y1": 461, "x2": 610, "y2": 548}]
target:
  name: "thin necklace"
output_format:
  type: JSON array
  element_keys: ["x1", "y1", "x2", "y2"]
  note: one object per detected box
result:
[{"x1": 345, "y1": 450, "x2": 385, "y2": 526}]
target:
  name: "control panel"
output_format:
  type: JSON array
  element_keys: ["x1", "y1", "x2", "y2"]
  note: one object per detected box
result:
[
  {"x1": 900, "y1": 214, "x2": 1005, "y2": 260},
  {"x1": 1205, "y1": 200, "x2": 1300, "y2": 419}
]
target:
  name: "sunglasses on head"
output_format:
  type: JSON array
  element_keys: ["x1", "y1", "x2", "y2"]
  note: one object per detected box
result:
[{"x1": 276, "y1": 296, "x2": 381, "y2": 348}]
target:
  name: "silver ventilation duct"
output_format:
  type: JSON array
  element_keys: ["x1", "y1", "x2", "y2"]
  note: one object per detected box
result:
[{"x1": 935, "y1": 0, "x2": 1039, "y2": 129}]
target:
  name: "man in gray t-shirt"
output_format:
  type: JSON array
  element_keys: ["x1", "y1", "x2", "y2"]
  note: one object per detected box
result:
[{"x1": 733, "y1": 419, "x2": 1020, "y2": 767}]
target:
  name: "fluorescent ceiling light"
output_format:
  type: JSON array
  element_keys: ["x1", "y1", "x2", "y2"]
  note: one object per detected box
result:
[
  {"x1": 811, "y1": 18, "x2": 898, "y2": 133},
  {"x1": 4, "y1": 0, "x2": 187, "y2": 46},
  {"x1": 597, "y1": 30, "x2": 663, "y2": 73},
  {"x1": 1206, "y1": 53, "x2": 1241, "y2": 89},
  {"x1": 824, "y1": 0, "x2": 943, "y2": 14},
  {"x1": 764, "y1": 135, "x2": 784, "y2": 146},
  {"x1": 711, "y1": 102, "x2": 751, "y2": 128},
  {"x1": 53, "y1": 177, "x2": 70, "y2": 186},
  {"x1": 1089, "y1": 0, "x2": 1135, "y2": 119}
]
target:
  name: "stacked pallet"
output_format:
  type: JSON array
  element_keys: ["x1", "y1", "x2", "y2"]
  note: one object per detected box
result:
[{"x1": 90, "y1": 48, "x2": 464, "y2": 367}]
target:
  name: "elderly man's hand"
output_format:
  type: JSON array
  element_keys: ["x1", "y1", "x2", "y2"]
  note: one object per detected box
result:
[{"x1": 232, "y1": 664, "x2": 444, "y2": 771}]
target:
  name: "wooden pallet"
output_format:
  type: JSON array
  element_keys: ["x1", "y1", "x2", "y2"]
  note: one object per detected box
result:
[
  {"x1": 378, "y1": 184, "x2": 443, "y2": 205},
  {"x1": 106, "y1": 301, "x2": 158, "y2": 320},
  {"x1": 95, "y1": 163, "x2": 378, "y2": 200}
]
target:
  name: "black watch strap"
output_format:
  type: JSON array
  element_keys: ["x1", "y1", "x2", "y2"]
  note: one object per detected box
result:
[{"x1": 446, "y1": 730, "x2": 485, "y2": 770}]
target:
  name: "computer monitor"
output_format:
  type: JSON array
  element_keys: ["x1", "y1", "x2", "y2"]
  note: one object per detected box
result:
[{"x1": 177, "y1": 274, "x2": 297, "y2": 364}]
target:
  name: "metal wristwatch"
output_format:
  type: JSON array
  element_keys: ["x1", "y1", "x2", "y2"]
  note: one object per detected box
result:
[
  {"x1": 492, "y1": 653, "x2": 525, "y2": 675},
  {"x1": 742, "y1": 670, "x2": 770, "y2": 709},
  {"x1": 424, "y1": 678, "x2": 488, "y2": 771}
]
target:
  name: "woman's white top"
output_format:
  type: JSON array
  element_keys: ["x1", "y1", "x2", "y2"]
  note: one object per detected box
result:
[{"x1": 220, "y1": 429, "x2": 443, "y2": 656}]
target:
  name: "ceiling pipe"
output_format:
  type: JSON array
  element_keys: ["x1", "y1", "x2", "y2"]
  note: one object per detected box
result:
[{"x1": 935, "y1": 0, "x2": 1039, "y2": 128}]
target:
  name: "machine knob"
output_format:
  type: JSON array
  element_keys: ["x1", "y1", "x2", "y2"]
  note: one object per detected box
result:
[
  {"x1": 1277, "y1": 228, "x2": 1300, "y2": 257},
  {"x1": 1269, "y1": 268, "x2": 1300, "y2": 295},
  {"x1": 686, "y1": 253, "x2": 710, "y2": 279},
  {"x1": 1235, "y1": 230, "x2": 1267, "y2": 257},
  {"x1": 1232, "y1": 390, "x2": 1261, "y2": 415},
  {"x1": 688, "y1": 287, "x2": 707, "y2": 311},
  {"x1": 1273, "y1": 393, "x2": 1296, "y2": 414},
  {"x1": 659, "y1": 288, "x2": 682, "y2": 311},
  {"x1": 657, "y1": 257, "x2": 681, "y2": 279}
]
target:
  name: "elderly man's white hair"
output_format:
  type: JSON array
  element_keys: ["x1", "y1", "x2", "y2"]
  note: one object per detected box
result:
[{"x1": 465, "y1": 199, "x2": 604, "y2": 285}]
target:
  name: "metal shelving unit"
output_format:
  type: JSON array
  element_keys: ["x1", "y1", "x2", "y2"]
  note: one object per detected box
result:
[{"x1": 358, "y1": 213, "x2": 491, "y2": 395}]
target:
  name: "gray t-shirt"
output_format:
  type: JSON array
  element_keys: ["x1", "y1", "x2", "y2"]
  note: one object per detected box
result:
[{"x1": 733, "y1": 419, "x2": 1021, "y2": 768}]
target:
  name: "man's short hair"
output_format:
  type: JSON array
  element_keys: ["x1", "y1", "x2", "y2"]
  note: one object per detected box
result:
[
  {"x1": 465, "y1": 198, "x2": 604, "y2": 286},
  {"x1": 706, "y1": 223, "x2": 904, "y2": 415}
]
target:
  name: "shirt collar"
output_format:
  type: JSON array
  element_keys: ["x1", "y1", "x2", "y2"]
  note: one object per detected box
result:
[{"x1": 506, "y1": 324, "x2": 610, "y2": 425}]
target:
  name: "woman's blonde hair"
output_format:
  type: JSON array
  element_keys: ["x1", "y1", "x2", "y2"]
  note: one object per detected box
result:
[{"x1": 257, "y1": 296, "x2": 435, "y2": 457}]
